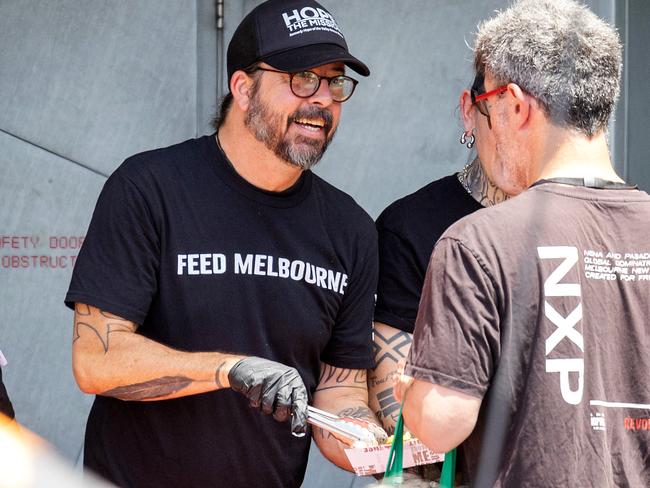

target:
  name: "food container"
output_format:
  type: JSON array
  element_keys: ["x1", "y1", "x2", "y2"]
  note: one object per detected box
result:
[{"x1": 344, "y1": 438, "x2": 444, "y2": 476}]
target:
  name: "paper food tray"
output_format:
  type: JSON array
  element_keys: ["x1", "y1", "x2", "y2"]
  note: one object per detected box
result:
[{"x1": 344, "y1": 438, "x2": 444, "y2": 476}]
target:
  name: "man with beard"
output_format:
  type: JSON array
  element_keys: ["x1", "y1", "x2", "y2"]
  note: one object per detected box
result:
[
  {"x1": 65, "y1": 1, "x2": 384, "y2": 486},
  {"x1": 395, "y1": 0, "x2": 650, "y2": 486}
]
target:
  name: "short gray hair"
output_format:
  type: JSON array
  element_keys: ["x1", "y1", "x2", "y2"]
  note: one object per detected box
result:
[{"x1": 474, "y1": 0, "x2": 622, "y2": 136}]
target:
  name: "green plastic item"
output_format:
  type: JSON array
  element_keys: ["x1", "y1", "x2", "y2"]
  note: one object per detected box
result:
[
  {"x1": 382, "y1": 403, "x2": 405, "y2": 485},
  {"x1": 382, "y1": 400, "x2": 456, "y2": 487},
  {"x1": 440, "y1": 447, "x2": 456, "y2": 488}
]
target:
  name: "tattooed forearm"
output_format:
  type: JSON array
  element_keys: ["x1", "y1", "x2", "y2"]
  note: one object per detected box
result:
[
  {"x1": 372, "y1": 329, "x2": 412, "y2": 366},
  {"x1": 102, "y1": 376, "x2": 193, "y2": 401},
  {"x1": 376, "y1": 387, "x2": 400, "y2": 433},
  {"x1": 369, "y1": 324, "x2": 413, "y2": 433},
  {"x1": 73, "y1": 306, "x2": 138, "y2": 353},
  {"x1": 337, "y1": 406, "x2": 375, "y2": 421},
  {"x1": 100, "y1": 310, "x2": 127, "y2": 320},
  {"x1": 316, "y1": 365, "x2": 366, "y2": 392},
  {"x1": 319, "y1": 364, "x2": 366, "y2": 385},
  {"x1": 327, "y1": 406, "x2": 388, "y2": 443},
  {"x1": 73, "y1": 320, "x2": 137, "y2": 353},
  {"x1": 316, "y1": 406, "x2": 378, "y2": 440},
  {"x1": 368, "y1": 370, "x2": 396, "y2": 388},
  {"x1": 214, "y1": 361, "x2": 228, "y2": 389}
]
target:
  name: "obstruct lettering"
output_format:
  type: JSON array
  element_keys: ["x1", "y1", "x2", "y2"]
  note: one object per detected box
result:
[{"x1": 537, "y1": 246, "x2": 584, "y2": 405}]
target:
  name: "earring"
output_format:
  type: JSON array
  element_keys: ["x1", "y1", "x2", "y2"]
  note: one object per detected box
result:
[{"x1": 460, "y1": 129, "x2": 475, "y2": 149}]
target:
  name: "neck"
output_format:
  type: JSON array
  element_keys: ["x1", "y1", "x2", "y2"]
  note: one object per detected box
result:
[
  {"x1": 461, "y1": 157, "x2": 510, "y2": 207},
  {"x1": 535, "y1": 126, "x2": 622, "y2": 183},
  {"x1": 217, "y1": 116, "x2": 303, "y2": 192}
]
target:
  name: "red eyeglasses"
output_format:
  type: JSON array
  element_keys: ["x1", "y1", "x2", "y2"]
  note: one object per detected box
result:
[{"x1": 471, "y1": 73, "x2": 508, "y2": 129}]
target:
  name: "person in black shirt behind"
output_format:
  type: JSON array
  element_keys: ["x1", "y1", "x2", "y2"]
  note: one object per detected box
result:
[
  {"x1": 66, "y1": 1, "x2": 385, "y2": 487},
  {"x1": 368, "y1": 51, "x2": 520, "y2": 487}
]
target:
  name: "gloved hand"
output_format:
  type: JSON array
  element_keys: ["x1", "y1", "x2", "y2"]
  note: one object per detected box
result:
[{"x1": 228, "y1": 356, "x2": 308, "y2": 435}]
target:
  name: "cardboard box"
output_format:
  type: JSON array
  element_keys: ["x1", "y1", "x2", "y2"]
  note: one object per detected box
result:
[{"x1": 344, "y1": 439, "x2": 445, "y2": 476}]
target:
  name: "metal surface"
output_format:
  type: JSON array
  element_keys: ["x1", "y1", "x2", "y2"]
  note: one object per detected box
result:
[
  {"x1": 0, "y1": 0, "x2": 211, "y2": 464},
  {"x1": 620, "y1": 0, "x2": 650, "y2": 190},
  {"x1": 0, "y1": 0, "x2": 199, "y2": 176}
]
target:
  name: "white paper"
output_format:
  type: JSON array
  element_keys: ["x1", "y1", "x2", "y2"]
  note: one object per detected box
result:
[{"x1": 344, "y1": 439, "x2": 444, "y2": 476}]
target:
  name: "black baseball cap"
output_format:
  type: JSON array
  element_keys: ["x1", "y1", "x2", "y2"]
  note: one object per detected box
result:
[{"x1": 227, "y1": 0, "x2": 370, "y2": 84}]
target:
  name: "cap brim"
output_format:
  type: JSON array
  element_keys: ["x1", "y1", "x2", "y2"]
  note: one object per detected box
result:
[{"x1": 263, "y1": 44, "x2": 370, "y2": 77}]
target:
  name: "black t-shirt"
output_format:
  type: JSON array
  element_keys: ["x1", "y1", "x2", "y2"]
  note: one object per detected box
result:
[
  {"x1": 65, "y1": 135, "x2": 377, "y2": 488},
  {"x1": 407, "y1": 184, "x2": 650, "y2": 487},
  {"x1": 375, "y1": 175, "x2": 482, "y2": 333}
]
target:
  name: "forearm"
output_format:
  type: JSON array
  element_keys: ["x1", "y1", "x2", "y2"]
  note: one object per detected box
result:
[
  {"x1": 402, "y1": 380, "x2": 481, "y2": 454},
  {"x1": 75, "y1": 337, "x2": 243, "y2": 401},
  {"x1": 312, "y1": 394, "x2": 378, "y2": 471},
  {"x1": 72, "y1": 303, "x2": 244, "y2": 401},
  {"x1": 368, "y1": 322, "x2": 412, "y2": 434},
  {"x1": 311, "y1": 364, "x2": 383, "y2": 471}
]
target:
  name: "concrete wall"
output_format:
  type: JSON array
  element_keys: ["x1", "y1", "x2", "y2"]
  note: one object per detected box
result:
[
  {"x1": 0, "y1": 1, "x2": 645, "y2": 487},
  {"x1": 0, "y1": 0, "x2": 213, "y2": 465}
]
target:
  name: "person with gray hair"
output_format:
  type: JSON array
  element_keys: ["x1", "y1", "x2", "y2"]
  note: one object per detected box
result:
[{"x1": 395, "y1": 0, "x2": 650, "y2": 486}]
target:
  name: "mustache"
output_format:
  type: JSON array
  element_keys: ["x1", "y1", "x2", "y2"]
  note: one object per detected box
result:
[{"x1": 288, "y1": 106, "x2": 334, "y2": 135}]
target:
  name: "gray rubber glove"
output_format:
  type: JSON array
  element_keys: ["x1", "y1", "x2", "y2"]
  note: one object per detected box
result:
[{"x1": 228, "y1": 356, "x2": 308, "y2": 435}]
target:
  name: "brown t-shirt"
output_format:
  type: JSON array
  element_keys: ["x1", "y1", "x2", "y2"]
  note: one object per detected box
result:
[{"x1": 407, "y1": 183, "x2": 650, "y2": 487}]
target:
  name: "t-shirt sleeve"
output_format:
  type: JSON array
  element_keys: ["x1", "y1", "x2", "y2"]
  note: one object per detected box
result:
[
  {"x1": 405, "y1": 237, "x2": 500, "y2": 399},
  {"x1": 374, "y1": 224, "x2": 424, "y2": 333},
  {"x1": 65, "y1": 170, "x2": 160, "y2": 324},
  {"x1": 320, "y1": 232, "x2": 378, "y2": 370}
]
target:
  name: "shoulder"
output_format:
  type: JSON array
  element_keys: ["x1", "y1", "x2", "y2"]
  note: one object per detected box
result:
[
  {"x1": 112, "y1": 136, "x2": 208, "y2": 184},
  {"x1": 310, "y1": 173, "x2": 375, "y2": 239},
  {"x1": 442, "y1": 188, "x2": 546, "y2": 249},
  {"x1": 377, "y1": 174, "x2": 469, "y2": 234}
]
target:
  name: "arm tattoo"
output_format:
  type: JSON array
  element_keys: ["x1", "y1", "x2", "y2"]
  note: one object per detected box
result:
[
  {"x1": 319, "y1": 364, "x2": 366, "y2": 384},
  {"x1": 317, "y1": 406, "x2": 376, "y2": 440},
  {"x1": 372, "y1": 329, "x2": 412, "y2": 366},
  {"x1": 73, "y1": 321, "x2": 136, "y2": 353},
  {"x1": 102, "y1": 376, "x2": 193, "y2": 401},
  {"x1": 376, "y1": 387, "x2": 400, "y2": 431},
  {"x1": 316, "y1": 365, "x2": 366, "y2": 392},
  {"x1": 337, "y1": 406, "x2": 375, "y2": 422},
  {"x1": 214, "y1": 361, "x2": 228, "y2": 389},
  {"x1": 75, "y1": 303, "x2": 91, "y2": 316},
  {"x1": 100, "y1": 310, "x2": 126, "y2": 320},
  {"x1": 73, "y1": 309, "x2": 137, "y2": 353}
]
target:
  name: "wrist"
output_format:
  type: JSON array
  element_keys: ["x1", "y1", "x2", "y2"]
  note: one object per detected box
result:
[{"x1": 215, "y1": 355, "x2": 246, "y2": 389}]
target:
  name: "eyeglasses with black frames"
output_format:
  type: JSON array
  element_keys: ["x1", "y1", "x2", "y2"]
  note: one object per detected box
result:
[
  {"x1": 251, "y1": 67, "x2": 359, "y2": 103},
  {"x1": 471, "y1": 73, "x2": 508, "y2": 129}
]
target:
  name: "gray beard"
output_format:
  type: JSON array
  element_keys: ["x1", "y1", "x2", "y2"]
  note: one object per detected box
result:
[{"x1": 244, "y1": 93, "x2": 334, "y2": 171}]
